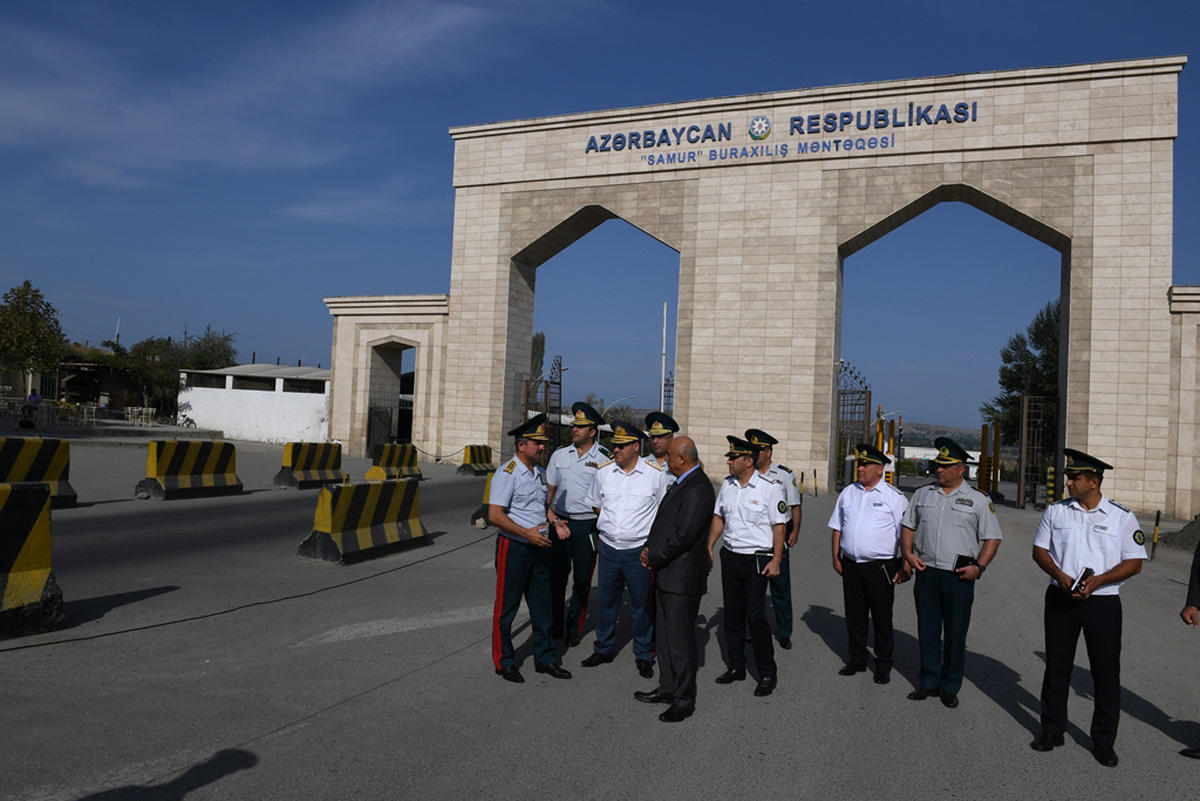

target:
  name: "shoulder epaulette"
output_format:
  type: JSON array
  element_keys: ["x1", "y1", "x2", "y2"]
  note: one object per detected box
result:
[
  {"x1": 598, "y1": 446, "x2": 613, "y2": 459},
  {"x1": 777, "y1": 464, "x2": 793, "y2": 474},
  {"x1": 503, "y1": 460, "x2": 516, "y2": 474},
  {"x1": 1109, "y1": 499, "x2": 1131, "y2": 512},
  {"x1": 644, "y1": 457, "x2": 665, "y2": 471},
  {"x1": 1051, "y1": 497, "x2": 1072, "y2": 505},
  {"x1": 597, "y1": 459, "x2": 614, "y2": 469}
]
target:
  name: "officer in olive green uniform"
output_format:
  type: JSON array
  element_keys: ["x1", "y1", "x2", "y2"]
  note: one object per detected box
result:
[{"x1": 900, "y1": 437, "x2": 1002, "y2": 708}]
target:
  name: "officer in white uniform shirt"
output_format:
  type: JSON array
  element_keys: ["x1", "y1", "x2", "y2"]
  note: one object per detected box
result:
[
  {"x1": 1030, "y1": 449, "x2": 1146, "y2": 768},
  {"x1": 827, "y1": 442, "x2": 909, "y2": 684},
  {"x1": 746, "y1": 428, "x2": 803, "y2": 650},
  {"x1": 579, "y1": 421, "x2": 669, "y2": 678},
  {"x1": 546, "y1": 401, "x2": 611, "y2": 646},
  {"x1": 707, "y1": 435, "x2": 788, "y2": 697}
]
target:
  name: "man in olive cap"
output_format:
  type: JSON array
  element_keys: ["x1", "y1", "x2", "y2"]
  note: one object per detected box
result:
[
  {"x1": 745, "y1": 428, "x2": 802, "y2": 649},
  {"x1": 901, "y1": 437, "x2": 1002, "y2": 708},
  {"x1": 489, "y1": 414, "x2": 572, "y2": 682},
  {"x1": 1030, "y1": 449, "x2": 1146, "y2": 767},
  {"x1": 827, "y1": 442, "x2": 908, "y2": 683},
  {"x1": 644, "y1": 411, "x2": 680, "y2": 474},
  {"x1": 546, "y1": 401, "x2": 611, "y2": 647}
]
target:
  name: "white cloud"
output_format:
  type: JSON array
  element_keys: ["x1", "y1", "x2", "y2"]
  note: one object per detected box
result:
[
  {"x1": 281, "y1": 188, "x2": 439, "y2": 225},
  {"x1": 0, "y1": 2, "x2": 501, "y2": 188}
]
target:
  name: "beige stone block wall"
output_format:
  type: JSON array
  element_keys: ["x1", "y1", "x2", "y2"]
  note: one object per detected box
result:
[
  {"x1": 1168, "y1": 287, "x2": 1200, "y2": 519},
  {"x1": 419, "y1": 56, "x2": 1188, "y2": 511},
  {"x1": 325, "y1": 295, "x2": 449, "y2": 459}
]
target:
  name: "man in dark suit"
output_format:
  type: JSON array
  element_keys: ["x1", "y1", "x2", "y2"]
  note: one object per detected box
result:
[
  {"x1": 637, "y1": 436, "x2": 715, "y2": 722},
  {"x1": 1179, "y1": 537, "x2": 1200, "y2": 759}
]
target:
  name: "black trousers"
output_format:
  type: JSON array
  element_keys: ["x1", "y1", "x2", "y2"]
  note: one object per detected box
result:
[
  {"x1": 841, "y1": 556, "x2": 896, "y2": 670},
  {"x1": 549, "y1": 517, "x2": 597, "y2": 640},
  {"x1": 720, "y1": 548, "x2": 776, "y2": 678},
  {"x1": 1040, "y1": 587, "x2": 1123, "y2": 747},
  {"x1": 654, "y1": 589, "x2": 702, "y2": 709}
]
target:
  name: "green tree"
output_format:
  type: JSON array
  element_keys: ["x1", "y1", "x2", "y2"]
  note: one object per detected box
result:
[
  {"x1": 980, "y1": 300, "x2": 1059, "y2": 450},
  {"x1": 184, "y1": 325, "x2": 237, "y2": 370},
  {"x1": 0, "y1": 280, "x2": 67, "y2": 390}
]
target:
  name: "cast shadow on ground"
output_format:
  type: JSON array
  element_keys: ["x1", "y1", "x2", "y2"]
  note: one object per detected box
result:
[
  {"x1": 62, "y1": 586, "x2": 180, "y2": 628},
  {"x1": 801, "y1": 603, "x2": 1042, "y2": 736},
  {"x1": 1043, "y1": 650, "x2": 1200, "y2": 749},
  {"x1": 72, "y1": 748, "x2": 258, "y2": 801}
]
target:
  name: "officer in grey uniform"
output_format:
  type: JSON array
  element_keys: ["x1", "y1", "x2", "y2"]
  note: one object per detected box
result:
[
  {"x1": 1030, "y1": 449, "x2": 1146, "y2": 768},
  {"x1": 746, "y1": 429, "x2": 802, "y2": 649},
  {"x1": 488, "y1": 413, "x2": 572, "y2": 683},
  {"x1": 900, "y1": 436, "x2": 1002, "y2": 708},
  {"x1": 546, "y1": 401, "x2": 611, "y2": 646}
]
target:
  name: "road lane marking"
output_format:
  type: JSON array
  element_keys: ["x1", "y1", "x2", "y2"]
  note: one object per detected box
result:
[{"x1": 296, "y1": 605, "x2": 521, "y2": 646}]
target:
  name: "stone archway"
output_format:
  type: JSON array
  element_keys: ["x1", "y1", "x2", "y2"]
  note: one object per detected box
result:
[{"x1": 330, "y1": 56, "x2": 1188, "y2": 514}]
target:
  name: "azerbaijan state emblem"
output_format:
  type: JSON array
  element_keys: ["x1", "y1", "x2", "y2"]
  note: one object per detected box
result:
[{"x1": 749, "y1": 115, "x2": 772, "y2": 141}]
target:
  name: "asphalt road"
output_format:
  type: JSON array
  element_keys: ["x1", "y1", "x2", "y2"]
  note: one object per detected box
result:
[{"x1": 4, "y1": 446, "x2": 1200, "y2": 800}]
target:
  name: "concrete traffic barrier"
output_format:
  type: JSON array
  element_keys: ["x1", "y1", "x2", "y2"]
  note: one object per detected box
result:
[
  {"x1": 470, "y1": 472, "x2": 493, "y2": 529},
  {"x1": 135, "y1": 440, "x2": 243, "y2": 500},
  {"x1": 298, "y1": 479, "x2": 428, "y2": 563},
  {"x1": 273, "y1": 442, "x2": 344, "y2": 489},
  {"x1": 0, "y1": 437, "x2": 77, "y2": 509},
  {"x1": 457, "y1": 445, "x2": 495, "y2": 476},
  {"x1": 0, "y1": 482, "x2": 65, "y2": 637},
  {"x1": 364, "y1": 443, "x2": 422, "y2": 481}
]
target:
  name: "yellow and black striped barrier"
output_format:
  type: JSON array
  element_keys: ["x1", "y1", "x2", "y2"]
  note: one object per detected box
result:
[
  {"x1": 298, "y1": 479, "x2": 429, "y2": 563},
  {"x1": 470, "y1": 472, "x2": 494, "y2": 529},
  {"x1": 273, "y1": 442, "x2": 344, "y2": 489},
  {"x1": 1, "y1": 482, "x2": 65, "y2": 636},
  {"x1": 134, "y1": 440, "x2": 243, "y2": 500},
  {"x1": 0, "y1": 437, "x2": 77, "y2": 509},
  {"x1": 1046, "y1": 465, "x2": 1057, "y2": 504},
  {"x1": 364, "y1": 443, "x2": 422, "y2": 481},
  {"x1": 457, "y1": 444, "x2": 495, "y2": 476}
]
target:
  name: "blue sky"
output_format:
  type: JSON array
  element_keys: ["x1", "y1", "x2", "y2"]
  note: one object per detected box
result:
[{"x1": 1, "y1": 1, "x2": 1196, "y2": 428}]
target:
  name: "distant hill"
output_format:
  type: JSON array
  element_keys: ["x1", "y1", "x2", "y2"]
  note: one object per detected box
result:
[{"x1": 900, "y1": 422, "x2": 982, "y2": 450}]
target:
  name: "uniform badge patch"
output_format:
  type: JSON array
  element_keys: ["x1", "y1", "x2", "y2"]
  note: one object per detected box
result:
[
  {"x1": 1133, "y1": 529, "x2": 1145, "y2": 546},
  {"x1": 777, "y1": 500, "x2": 788, "y2": 514},
  {"x1": 988, "y1": 502, "x2": 995, "y2": 513}
]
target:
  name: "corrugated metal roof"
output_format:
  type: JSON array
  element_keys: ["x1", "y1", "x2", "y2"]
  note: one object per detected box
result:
[{"x1": 184, "y1": 364, "x2": 330, "y2": 380}]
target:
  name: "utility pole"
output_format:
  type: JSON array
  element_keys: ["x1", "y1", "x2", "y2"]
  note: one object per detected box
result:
[{"x1": 660, "y1": 301, "x2": 667, "y2": 412}]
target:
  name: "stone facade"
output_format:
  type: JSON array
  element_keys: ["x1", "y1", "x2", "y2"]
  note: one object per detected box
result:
[
  {"x1": 1169, "y1": 286, "x2": 1200, "y2": 519},
  {"x1": 329, "y1": 56, "x2": 1195, "y2": 516},
  {"x1": 325, "y1": 295, "x2": 449, "y2": 458}
]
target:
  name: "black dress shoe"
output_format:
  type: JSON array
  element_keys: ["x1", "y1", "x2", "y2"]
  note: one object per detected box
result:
[
  {"x1": 1030, "y1": 732, "x2": 1065, "y2": 752},
  {"x1": 753, "y1": 676, "x2": 777, "y2": 697},
  {"x1": 1181, "y1": 746, "x2": 1200, "y2": 759},
  {"x1": 659, "y1": 704, "x2": 694, "y2": 723},
  {"x1": 873, "y1": 670, "x2": 891, "y2": 685},
  {"x1": 636, "y1": 659, "x2": 654, "y2": 679},
  {"x1": 777, "y1": 636, "x2": 792, "y2": 650},
  {"x1": 907, "y1": 687, "x2": 936, "y2": 700},
  {"x1": 714, "y1": 668, "x2": 746, "y2": 684},
  {"x1": 838, "y1": 664, "x2": 867, "y2": 676},
  {"x1": 581, "y1": 651, "x2": 614, "y2": 667},
  {"x1": 939, "y1": 691, "x2": 959, "y2": 708},
  {"x1": 535, "y1": 664, "x2": 572, "y2": 679},
  {"x1": 1092, "y1": 743, "x2": 1119, "y2": 767},
  {"x1": 495, "y1": 666, "x2": 524, "y2": 683},
  {"x1": 634, "y1": 689, "x2": 674, "y2": 705}
]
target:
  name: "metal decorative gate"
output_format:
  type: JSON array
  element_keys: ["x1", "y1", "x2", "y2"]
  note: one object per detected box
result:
[{"x1": 835, "y1": 360, "x2": 871, "y2": 489}]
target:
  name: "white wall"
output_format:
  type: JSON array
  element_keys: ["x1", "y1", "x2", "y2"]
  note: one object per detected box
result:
[{"x1": 179, "y1": 380, "x2": 329, "y2": 444}]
